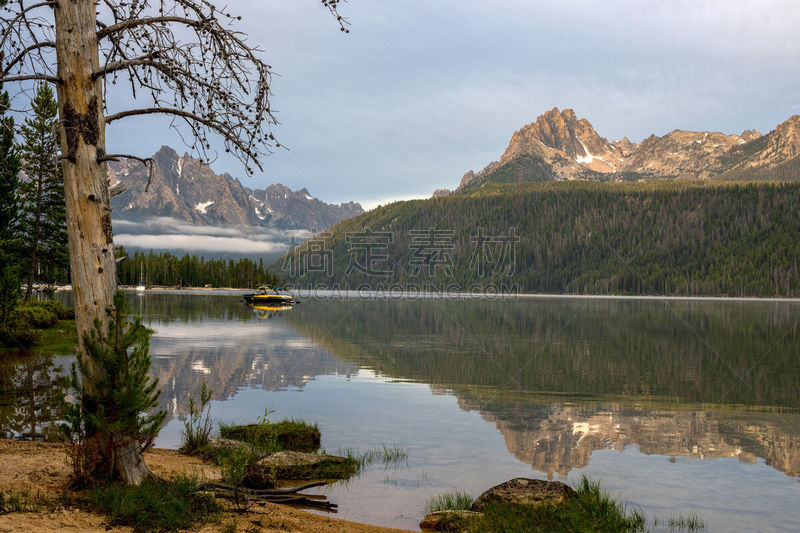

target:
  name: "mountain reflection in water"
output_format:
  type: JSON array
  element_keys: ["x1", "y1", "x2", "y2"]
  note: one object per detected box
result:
[
  {"x1": 279, "y1": 296, "x2": 800, "y2": 480},
  {"x1": 4, "y1": 291, "x2": 799, "y2": 531}
]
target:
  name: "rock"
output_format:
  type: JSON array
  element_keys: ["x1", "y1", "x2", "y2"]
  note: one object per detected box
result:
[
  {"x1": 470, "y1": 478, "x2": 577, "y2": 512},
  {"x1": 244, "y1": 451, "x2": 355, "y2": 487},
  {"x1": 206, "y1": 438, "x2": 243, "y2": 452},
  {"x1": 458, "y1": 170, "x2": 477, "y2": 189},
  {"x1": 419, "y1": 510, "x2": 483, "y2": 531}
]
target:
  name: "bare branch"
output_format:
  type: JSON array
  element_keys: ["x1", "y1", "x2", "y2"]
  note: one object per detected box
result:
[
  {"x1": 1, "y1": 41, "x2": 55, "y2": 76},
  {"x1": 0, "y1": 1, "x2": 56, "y2": 50},
  {"x1": 1, "y1": 1, "x2": 57, "y2": 86},
  {"x1": 99, "y1": 153, "x2": 154, "y2": 191},
  {"x1": 105, "y1": 107, "x2": 264, "y2": 171},
  {"x1": 99, "y1": 153, "x2": 152, "y2": 165},
  {"x1": 97, "y1": 15, "x2": 214, "y2": 41},
  {"x1": 109, "y1": 183, "x2": 127, "y2": 197},
  {"x1": 321, "y1": 0, "x2": 351, "y2": 33},
  {"x1": 5, "y1": 0, "x2": 348, "y2": 175},
  {"x1": 0, "y1": 73, "x2": 59, "y2": 83}
]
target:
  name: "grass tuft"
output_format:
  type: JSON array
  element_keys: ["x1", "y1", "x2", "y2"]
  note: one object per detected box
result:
[
  {"x1": 467, "y1": 475, "x2": 647, "y2": 533},
  {"x1": 654, "y1": 512, "x2": 706, "y2": 532},
  {"x1": 424, "y1": 490, "x2": 474, "y2": 513},
  {"x1": 0, "y1": 489, "x2": 58, "y2": 514},
  {"x1": 339, "y1": 444, "x2": 409, "y2": 476},
  {"x1": 219, "y1": 418, "x2": 320, "y2": 452}
]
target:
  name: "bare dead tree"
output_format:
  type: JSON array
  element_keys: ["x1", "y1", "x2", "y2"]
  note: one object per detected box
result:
[{"x1": 1, "y1": 0, "x2": 347, "y2": 485}]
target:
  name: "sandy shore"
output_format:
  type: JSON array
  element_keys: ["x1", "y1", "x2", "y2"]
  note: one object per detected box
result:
[{"x1": 0, "y1": 439, "x2": 413, "y2": 533}]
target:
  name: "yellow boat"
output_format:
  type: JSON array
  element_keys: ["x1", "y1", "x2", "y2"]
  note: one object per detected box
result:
[{"x1": 243, "y1": 285, "x2": 294, "y2": 306}]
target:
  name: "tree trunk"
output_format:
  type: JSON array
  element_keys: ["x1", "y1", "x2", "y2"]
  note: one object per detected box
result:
[
  {"x1": 24, "y1": 174, "x2": 42, "y2": 302},
  {"x1": 54, "y1": 0, "x2": 152, "y2": 485}
]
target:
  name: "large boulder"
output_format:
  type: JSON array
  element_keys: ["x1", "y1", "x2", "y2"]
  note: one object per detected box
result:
[
  {"x1": 244, "y1": 451, "x2": 355, "y2": 487},
  {"x1": 471, "y1": 478, "x2": 576, "y2": 512},
  {"x1": 419, "y1": 510, "x2": 483, "y2": 531}
]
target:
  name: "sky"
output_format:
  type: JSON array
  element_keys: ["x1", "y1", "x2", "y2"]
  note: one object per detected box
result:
[{"x1": 103, "y1": 0, "x2": 800, "y2": 209}]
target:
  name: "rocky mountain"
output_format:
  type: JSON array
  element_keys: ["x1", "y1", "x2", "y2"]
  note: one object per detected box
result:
[
  {"x1": 457, "y1": 108, "x2": 800, "y2": 191},
  {"x1": 110, "y1": 146, "x2": 363, "y2": 232}
]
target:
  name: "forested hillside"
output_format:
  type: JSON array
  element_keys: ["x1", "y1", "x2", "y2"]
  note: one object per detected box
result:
[
  {"x1": 276, "y1": 181, "x2": 800, "y2": 297},
  {"x1": 116, "y1": 248, "x2": 281, "y2": 288}
]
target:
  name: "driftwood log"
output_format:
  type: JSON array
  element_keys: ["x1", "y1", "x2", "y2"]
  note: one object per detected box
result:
[{"x1": 200, "y1": 481, "x2": 337, "y2": 511}]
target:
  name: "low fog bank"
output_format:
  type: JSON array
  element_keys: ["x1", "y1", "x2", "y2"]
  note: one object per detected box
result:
[{"x1": 112, "y1": 217, "x2": 311, "y2": 261}]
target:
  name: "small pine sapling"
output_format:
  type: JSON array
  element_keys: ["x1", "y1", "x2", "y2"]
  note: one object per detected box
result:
[{"x1": 63, "y1": 291, "x2": 166, "y2": 482}]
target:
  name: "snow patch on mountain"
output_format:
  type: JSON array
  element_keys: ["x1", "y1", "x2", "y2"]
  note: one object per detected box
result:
[
  {"x1": 576, "y1": 139, "x2": 594, "y2": 164},
  {"x1": 195, "y1": 201, "x2": 214, "y2": 214}
]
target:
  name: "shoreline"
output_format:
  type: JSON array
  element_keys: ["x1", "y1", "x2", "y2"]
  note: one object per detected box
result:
[
  {"x1": 0, "y1": 439, "x2": 413, "y2": 533},
  {"x1": 104, "y1": 285, "x2": 800, "y2": 303}
]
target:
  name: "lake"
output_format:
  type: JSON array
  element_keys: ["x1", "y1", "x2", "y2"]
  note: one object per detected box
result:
[{"x1": 2, "y1": 291, "x2": 799, "y2": 531}]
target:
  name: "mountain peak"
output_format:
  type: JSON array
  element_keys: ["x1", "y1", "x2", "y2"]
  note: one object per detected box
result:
[
  {"x1": 501, "y1": 108, "x2": 623, "y2": 175},
  {"x1": 457, "y1": 109, "x2": 800, "y2": 191},
  {"x1": 110, "y1": 147, "x2": 363, "y2": 232},
  {"x1": 740, "y1": 129, "x2": 763, "y2": 142},
  {"x1": 774, "y1": 114, "x2": 800, "y2": 134},
  {"x1": 739, "y1": 115, "x2": 800, "y2": 168},
  {"x1": 155, "y1": 145, "x2": 179, "y2": 159}
]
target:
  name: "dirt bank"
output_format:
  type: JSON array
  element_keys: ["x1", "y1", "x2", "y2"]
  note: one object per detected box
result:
[{"x1": 0, "y1": 439, "x2": 413, "y2": 533}]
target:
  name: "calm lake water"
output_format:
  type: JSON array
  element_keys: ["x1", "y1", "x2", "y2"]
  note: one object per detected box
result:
[{"x1": 2, "y1": 291, "x2": 800, "y2": 531}]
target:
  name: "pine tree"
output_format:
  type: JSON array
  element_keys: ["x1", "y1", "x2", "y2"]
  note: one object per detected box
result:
[
  {"x1": 0, "y1": 79, "x2": 21, "y2": 327},
  {"x1": 65, "y1": 291, "x2": 166, "y2": 481},
  {"x1": 18, "y1": 84, "x2": 68, "y2": 299}
]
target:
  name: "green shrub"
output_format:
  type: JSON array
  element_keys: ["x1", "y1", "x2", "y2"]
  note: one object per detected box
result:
[
  {"x1": 0, "y1": 299, "x2": 74, "y2": 349},
  {"x1": 31, "y1": 299, "x2": 74, "y2": 319},
  {"x1": 14, "y1": 304, "x2": 58, "y2": 328},
  {"x1": 0, "y1": 318, "x2": 41, "y2": 347},
  {"x1": 88, "y1": 476, "x2": 221, "y2": 532},
  {"x1": 219, "y1": 447, "x2": 256, "y2": 510}
]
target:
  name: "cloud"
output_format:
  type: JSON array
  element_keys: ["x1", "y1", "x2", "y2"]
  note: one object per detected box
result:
[
  {"x1": 114, "y1": 218, "x2": 242, "y2": 237},
  {"x1": 113, "y1": 217, "x2": 313, "y2": 255},
  {"x1": 114, "y1": 217, "x2": 313, "y2": 238},
  {"x1": 115, "y1": 234, "x2": 287, "y2": 254}
]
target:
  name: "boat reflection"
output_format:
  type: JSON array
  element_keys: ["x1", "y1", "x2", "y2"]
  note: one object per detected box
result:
[{"x1": 248, "y1": 302, "x2": 293, "y2": 319}]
